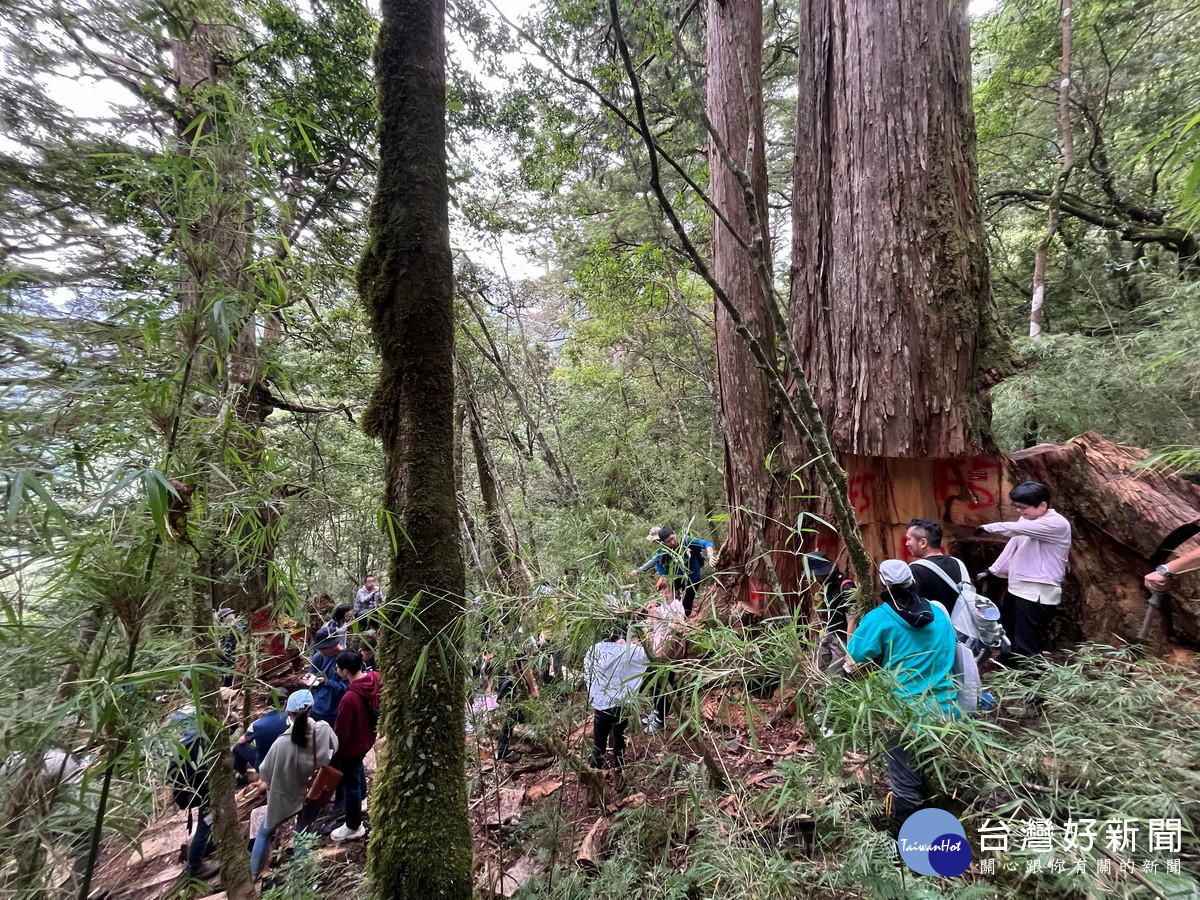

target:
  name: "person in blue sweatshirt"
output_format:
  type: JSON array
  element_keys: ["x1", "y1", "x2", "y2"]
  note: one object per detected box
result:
[
  {"x1": 307, "y1": 626, "x2": 348, "y2": 725},
  {"x1": 846, "y1": 559, "x2": 958, "y2": 836},
  {"x1": 631, "y1": 526, "x2": 716, "y2": 617},
  {"x1": 231, "y1": 693, "x2": 289, "y2": 785}
]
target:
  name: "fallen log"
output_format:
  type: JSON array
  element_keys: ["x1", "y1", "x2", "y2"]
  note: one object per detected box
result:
[{"x1": 1008, "y1": 433, "x2": 1200, "y2": 650}]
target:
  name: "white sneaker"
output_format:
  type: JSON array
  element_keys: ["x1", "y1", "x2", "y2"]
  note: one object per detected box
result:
[
  {"x1": 643, "y1": 714, "x2": 665, "y2": 734},
  {"x1": 330, "y1": 824, "x2": 367, "y2": 842}
]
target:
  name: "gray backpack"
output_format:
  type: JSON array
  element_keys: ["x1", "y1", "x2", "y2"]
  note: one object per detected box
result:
[{"x1": 912, "y1": 558, "x2": 1009, "y2": 660}]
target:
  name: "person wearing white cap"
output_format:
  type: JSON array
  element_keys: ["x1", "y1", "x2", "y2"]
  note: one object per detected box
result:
[
  {"x1": 250, "y1": 689, "x2": 339, "y2": 881},
  {"x1": 845, "y1": 559, "x2": 958, "y2": 835}
]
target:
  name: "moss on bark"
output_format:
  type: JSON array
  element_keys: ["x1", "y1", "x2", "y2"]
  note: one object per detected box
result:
[{"x1": 358, "y1": 0, "x2": 473, "y2": 894}]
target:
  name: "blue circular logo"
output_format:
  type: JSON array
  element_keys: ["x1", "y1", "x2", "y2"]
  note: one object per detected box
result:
[{"x1": 897, "y1": 809, "x2": 971, "y2": 876}]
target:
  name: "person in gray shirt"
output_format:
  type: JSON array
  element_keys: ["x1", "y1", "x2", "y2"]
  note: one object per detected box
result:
[{"x1": 353, "y1": 575, "x2": 384, "y2": 625}]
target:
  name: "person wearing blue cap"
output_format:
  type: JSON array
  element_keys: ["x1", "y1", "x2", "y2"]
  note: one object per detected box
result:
[{"x1": 250, "y1": 689, "x2": 339, "y2": 881}]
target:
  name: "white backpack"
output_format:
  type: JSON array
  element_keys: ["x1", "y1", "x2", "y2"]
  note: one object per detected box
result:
[
  {"x1": 930, "y1": 601, "x2": 983, "y2": 714},
  {"x1": 912, "y1": 557, "x2": 1010, "y2": 661}
]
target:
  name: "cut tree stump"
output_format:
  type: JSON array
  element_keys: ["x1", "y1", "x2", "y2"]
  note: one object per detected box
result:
[{"x1": 806, "y1": 432, "x2": 1200, "y2": 654}]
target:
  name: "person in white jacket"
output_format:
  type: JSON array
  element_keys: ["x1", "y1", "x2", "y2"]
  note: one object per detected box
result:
[
  {"x1": 583, "y1": 629, "x2": 649, "y2": 769},
  {"x1": 979, "y1": 481, "x2": 1072, "y2": 665}
]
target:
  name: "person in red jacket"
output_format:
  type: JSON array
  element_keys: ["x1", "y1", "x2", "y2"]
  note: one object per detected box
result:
[{"x1": 329, "y1": 648, "x2": 381, "y2": 842}]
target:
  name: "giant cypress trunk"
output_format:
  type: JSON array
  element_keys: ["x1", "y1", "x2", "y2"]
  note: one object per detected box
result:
[
  {"x1": 358, "y1": 0, "x2": 473, "y2": 893},
  {"x1": 791, "y1": 0, "x2": 1009, "y2": 560},
  {"x1": 709, "y1": 0, "x2": 809, "y2": 610}
]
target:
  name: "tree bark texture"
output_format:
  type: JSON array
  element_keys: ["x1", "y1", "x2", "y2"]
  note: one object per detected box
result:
[
  {"x1": 708, "y1": 0, "x2": 808, "y2": 610},
  {"x1": 357, "y1": 0, "x2": 473, "y2": 892},
  {"x1": 173, "y1": 14, "x2": 275, "y2": 619},
  {"x1": 792, "y1": 0, "x2": 1004, "y2": 460}
]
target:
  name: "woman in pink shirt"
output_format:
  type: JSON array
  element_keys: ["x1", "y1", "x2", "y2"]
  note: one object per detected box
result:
[{"x1": 981, "y1": 481, "x2": 1072, "y2": 666}]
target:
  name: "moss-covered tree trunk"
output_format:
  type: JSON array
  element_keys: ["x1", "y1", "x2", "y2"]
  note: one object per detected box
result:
[{"x1": 358, "y1": 0, "x2": 472, "y2": 893}]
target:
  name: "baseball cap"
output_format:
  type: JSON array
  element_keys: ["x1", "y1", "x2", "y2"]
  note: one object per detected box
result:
[
  {"x1": 801, "y1": 551, "x2": 835, "y2": 578},
  {"x1": 310, "y1": 626, "x2": 341, "y2": 651}
]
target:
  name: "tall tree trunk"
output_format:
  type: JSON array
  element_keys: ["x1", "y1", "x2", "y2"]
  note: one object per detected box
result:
[
  {"x1": 708, "y1": 0, "x2": 807, "y2": 610},
  {"x1": 791, "y1": 0, "x2": 1009, "y2": 562},
  {"x1": 169, "y1": 11, "x2": 258, "y2": 896},
  {"x1": 358, "y1": 0, "x2": 473, "y2": 891}
]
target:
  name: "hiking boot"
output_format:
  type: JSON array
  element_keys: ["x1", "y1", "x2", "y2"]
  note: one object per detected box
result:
[
  {"x1": 643, "y1": 713, "x2": 665, "y2": 734},
  {"x1": 189, "y1": 861, "x2": 221, "y2": 880},
  {"x1": 330, "y1": 824, "x2": 367, "y2": 842},
  {"x1": 498, "y1": 750, "x2": 523, "y2": 765}
]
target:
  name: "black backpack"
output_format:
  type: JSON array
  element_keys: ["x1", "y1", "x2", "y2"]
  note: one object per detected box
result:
[{"x1": 169, "y1": 728, "x2": 208, "y2": 811}]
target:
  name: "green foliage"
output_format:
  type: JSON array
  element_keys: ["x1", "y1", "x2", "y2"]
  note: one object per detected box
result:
[{"x1": 473, "y1": 583, "x2": 1200, "y2": 900}]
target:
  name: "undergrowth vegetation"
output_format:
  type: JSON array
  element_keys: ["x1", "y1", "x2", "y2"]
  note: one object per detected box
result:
[{"x1": 462, "y1": 583, "x2": 1200, "y2": 900}]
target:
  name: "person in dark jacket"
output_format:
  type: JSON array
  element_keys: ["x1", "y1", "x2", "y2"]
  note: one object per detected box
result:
[
  {"x1": 307, "y1": 627, "x2": 348, "y2": 725},
  {"x1": 232, "y1": 695, "x2": 289, "y2": 784},
  {"x1": 217, "y1": 607, "x2": 244, "y2": 688},
  {"x1": 330, "y1": 649, "x2": 381, "y2": 842},
  {"x1": 801, "y1": 551, "x2": 858, "y2": 674}
]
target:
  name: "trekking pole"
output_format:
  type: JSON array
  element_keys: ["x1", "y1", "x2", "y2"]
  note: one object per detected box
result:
[
  {"x1": 1136, "y1": 521, "x2": 1200, "y2": 647},
  {"x1": 1137, "y1": 591, "x2": 1165, "y2": 643}
]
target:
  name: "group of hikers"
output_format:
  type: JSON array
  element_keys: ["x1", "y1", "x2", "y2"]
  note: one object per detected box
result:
[
  {"x1": 176, "y1": 482, "x2": 1200, "y2": 877},
  {"x1": 178, "y1": 581, "x2": 384, "y2": 884},
  {"x1": 585, "y1": 480, "x2": 1075, "y2": 835}
]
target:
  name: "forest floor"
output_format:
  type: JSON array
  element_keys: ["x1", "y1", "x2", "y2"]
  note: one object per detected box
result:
[
  {"x1": 84, "y1": 667, "x2": 852, "y2": 900},
  {"x1": 84, "y1": 647, "x2": 1200, "y2": 899}
]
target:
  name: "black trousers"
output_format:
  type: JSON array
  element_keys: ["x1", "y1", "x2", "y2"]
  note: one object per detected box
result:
[
  {"x1": 591, "y1": 707, "x2": 628, "y2": 769},
  {"x1": 495, "y1": 675, "x2": 526, "y2": 759},
  {"x1": 232, "y1": 740, "x2": 257, "y2": 776},
  {"x1": 641, "y1": 668, "x2": 675, "y2": 721},
  {"x1": 1000, "y1": 591, "x2": 1054, "y2": 664},
  {"x1": 334, "y1": 753, "x2": 367, "y2": 830},
  {"x1": 883, "y1": 737, "x2": 926, "y2": 836},
  {"x1": 673, "y1": 579, "x2": 697, "y2": 617}
]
